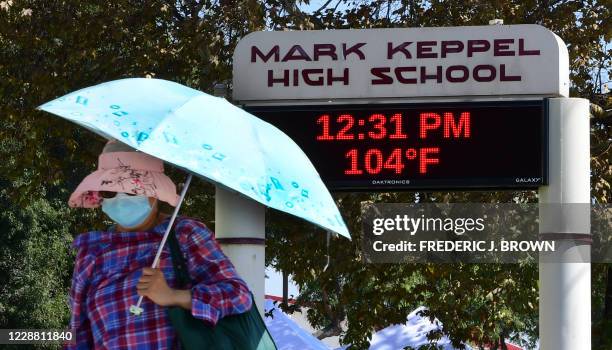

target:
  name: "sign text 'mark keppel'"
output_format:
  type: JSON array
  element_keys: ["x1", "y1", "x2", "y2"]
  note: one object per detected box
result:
[{"x1": 233, "y1": 25, "x2": 569, "y2": 102}]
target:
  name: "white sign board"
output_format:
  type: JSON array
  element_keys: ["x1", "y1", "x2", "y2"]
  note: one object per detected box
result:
[{"x1": 233, "y1": 24, "x2": 569, "y2": 102}]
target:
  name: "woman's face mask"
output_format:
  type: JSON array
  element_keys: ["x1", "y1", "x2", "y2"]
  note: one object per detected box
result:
[{"x1": 101, "y1": 193, "x2": 153, "y2": 228}]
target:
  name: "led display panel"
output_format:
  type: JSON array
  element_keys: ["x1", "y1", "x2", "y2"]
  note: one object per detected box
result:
[{"x1": 246, "y1": 101, "x2": 547, "y2": 190}]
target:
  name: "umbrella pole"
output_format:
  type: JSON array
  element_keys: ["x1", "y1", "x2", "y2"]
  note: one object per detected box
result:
[{"x1": 130, "y1": 173, "x2": 193, "y2": 316}]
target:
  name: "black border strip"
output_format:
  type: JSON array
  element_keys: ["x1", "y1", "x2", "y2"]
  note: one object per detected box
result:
[{"x1": 216, "y1": 237, "x2": 266, "y2": 245}]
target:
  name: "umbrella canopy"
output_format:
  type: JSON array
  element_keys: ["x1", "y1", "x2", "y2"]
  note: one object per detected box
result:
[{"x1": 38, "y1": 78, "x2": 349, "y2": 239}]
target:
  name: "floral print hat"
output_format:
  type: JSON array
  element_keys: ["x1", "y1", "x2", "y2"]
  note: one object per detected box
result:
[{"x1": 69, "y1": 140, "x2": 180, "y2": 208}]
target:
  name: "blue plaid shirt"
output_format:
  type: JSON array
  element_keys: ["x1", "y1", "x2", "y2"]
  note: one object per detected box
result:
[{"x1": 65, "y1": 216, "x2": 252, "y2": 349}]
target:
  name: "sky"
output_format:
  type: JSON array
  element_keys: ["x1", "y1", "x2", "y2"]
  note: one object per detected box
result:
[
  {"x1": 265, "y1": 266, "x2": 300, "y2": 298},
  {"x1": 301, "y1": 0, "x2": 350, "y2": 14}
]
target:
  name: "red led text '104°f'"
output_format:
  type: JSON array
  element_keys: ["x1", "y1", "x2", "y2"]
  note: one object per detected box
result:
[{"x1": 345, "y1": 147, "x2": 441, "y2": 175}]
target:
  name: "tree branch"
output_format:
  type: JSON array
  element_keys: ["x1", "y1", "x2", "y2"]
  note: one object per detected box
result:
[{"x1": 313, "y1": 0, "x2": 334, "y2": 14}]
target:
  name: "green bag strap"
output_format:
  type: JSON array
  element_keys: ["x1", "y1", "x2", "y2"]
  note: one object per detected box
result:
[{"x1": 166, "y1": 221, "x2": 191, "y2": 288}]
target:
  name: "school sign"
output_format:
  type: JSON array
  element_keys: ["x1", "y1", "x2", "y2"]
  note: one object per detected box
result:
[{"x1": 233, "y1": 24, "x2": 569, "y2": 102}]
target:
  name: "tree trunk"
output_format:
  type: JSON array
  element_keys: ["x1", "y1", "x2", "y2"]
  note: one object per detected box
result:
[
  {"x1": 500, "y1": 336, "x2": 508, "y2": 350},
  {"x1": 312, "y1": 288, "x2": 342, "y2": 339}
]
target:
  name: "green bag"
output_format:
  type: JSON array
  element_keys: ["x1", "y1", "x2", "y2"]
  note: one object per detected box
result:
[{"x1": 166, "y1": 227, "x2": 278, "y2": 350}]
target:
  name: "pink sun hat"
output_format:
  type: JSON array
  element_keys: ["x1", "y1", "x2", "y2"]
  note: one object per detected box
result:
[{"x1": 69, "y1": 140, "x2": 180, "y2": 208}]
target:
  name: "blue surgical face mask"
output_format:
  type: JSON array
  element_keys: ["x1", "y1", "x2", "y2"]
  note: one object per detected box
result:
[{"x1": 101, "y1": 193, "x2": 153, "y2": 229}]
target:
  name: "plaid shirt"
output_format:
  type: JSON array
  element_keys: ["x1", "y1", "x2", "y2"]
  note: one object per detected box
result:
[{"x1": 64, "y1": 216, "x2": 253, "y2": 350}]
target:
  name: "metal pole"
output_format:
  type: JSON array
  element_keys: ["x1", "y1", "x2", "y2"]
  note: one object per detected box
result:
[
  {"x1": 282, "y1": 271, "x2": 288, "y2": 305},
  {"x1": 215, "y1": 186, "x2": 266, "y2": 317},
  {"x1": 539, "y1": 98, "x2": 591, "y2": 349}
]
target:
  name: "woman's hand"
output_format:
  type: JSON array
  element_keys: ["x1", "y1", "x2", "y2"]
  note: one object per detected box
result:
[{"x1": 137, "y1": 267, "x2": 191, "y2": 309}]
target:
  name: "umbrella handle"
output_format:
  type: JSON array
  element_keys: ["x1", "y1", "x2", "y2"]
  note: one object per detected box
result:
[{"x1": 130, "y1": 173, "x2": 194, "y2": 316}]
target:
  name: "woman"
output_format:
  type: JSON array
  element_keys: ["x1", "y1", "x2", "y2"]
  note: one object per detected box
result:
[{"x1": 65, "y1": 140, "x2": 253, "y2": 349}]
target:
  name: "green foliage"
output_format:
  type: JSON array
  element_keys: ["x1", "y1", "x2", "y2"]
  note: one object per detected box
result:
[
  {"x1": 0, "y1": 195, "x2": 77, "y2": 350},
  {"x1": 0, "y1": 0, "x2": 610, "y2": 349},
  {"x1": 0, "y1": 197, "x2": 73, "y2": 328},
  {"x1": 593, "y1": 263, "x2": 612, "y2": 349}
]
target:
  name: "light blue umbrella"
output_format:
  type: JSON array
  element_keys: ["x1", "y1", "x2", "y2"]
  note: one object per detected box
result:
[{"x1": 38, "y1": 78, "x2": 350, "y2": 313}]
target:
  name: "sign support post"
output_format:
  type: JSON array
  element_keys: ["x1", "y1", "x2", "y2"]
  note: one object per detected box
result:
[
  {"x1": 539, "y1": 98, "x2": 590, "y2": 349},
  {"x1": 215, "y1": 186, "x2": 267, "y2": 317},
  {"x1": 211, "y1": 85, "x2": 267, "y2": 317}
]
